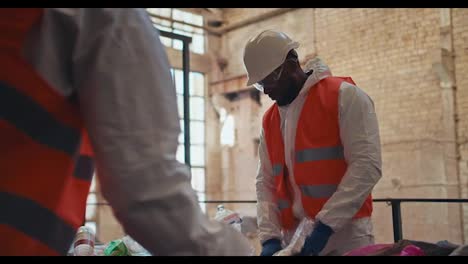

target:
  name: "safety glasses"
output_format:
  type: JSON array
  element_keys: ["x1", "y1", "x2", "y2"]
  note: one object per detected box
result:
[{"x1": 253, "y1": 57, "x2": 298, "y2": 92}]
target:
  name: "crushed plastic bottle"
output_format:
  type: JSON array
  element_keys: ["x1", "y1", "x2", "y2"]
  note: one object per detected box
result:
[
  {"x1": 214, "y1": 204, "x2": 243, "y2": 232},
  {"x1": 73, "y1": 226, "x2": 95, "y2": 256}
]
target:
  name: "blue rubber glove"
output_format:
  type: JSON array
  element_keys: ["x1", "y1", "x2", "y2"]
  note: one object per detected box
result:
[
  {"x1": 260, "y1": 238, "x2": 282, "y2": 256},
  {"x1": 299, "y1": 221, "x2": 334, "y2": 256}
]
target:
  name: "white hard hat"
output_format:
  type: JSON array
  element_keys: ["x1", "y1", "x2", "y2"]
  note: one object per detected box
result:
[{"x1": 243, "y1": 30, "x2": 299, "y2": 86}]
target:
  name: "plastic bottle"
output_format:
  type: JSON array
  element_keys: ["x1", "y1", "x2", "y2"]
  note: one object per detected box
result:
[
  {"x1": 73, "y1": 226, "x2": 95, "y2": 256},
  {"x1": 214, "y1": 204, "x2": 242, "y2": 231}
]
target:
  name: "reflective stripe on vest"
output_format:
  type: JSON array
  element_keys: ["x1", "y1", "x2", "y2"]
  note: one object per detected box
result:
[
  {"x1": 300, "y1": 184, "x2": 338, "y2": 199},
  {"x1": 296, "y1": 146, "x2": 344, "y2": 163},
  {"x1": 0, "y1": 8, "x2": 92, "y2": 255},
  {"x1": 0, "y1": 81, "x2": 80, "y2": 155},
  {"x1": 0, "y1": 192, "x2": 76, "y2": 254},
  {"x1": 1, "y1": 80, "x2": 92, "y2": 182},
  {"x1": 295, "y1": 146, "x2": 343, "y2": 199},
  {"x1": 73, "y1": 155, "x2": 94, "y2": 181},
  {"x1": 74, "y1": 131, "x2": 95, "y2": 181},
  {"x1": 272, "y1": 163, "x2": 288, "y2": 211},
  {"x1": 0, "y1": 79, "x2": 87, "y2": 254},
  {"x1": 277, "y1": 199, "x2": 290, "y2": 211},
  {"x1": 272, "y1": 164, "x2": 283, "y2": 177}
]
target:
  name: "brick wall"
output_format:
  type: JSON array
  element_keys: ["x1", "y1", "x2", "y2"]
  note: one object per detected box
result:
[
  {"x1": 222, "y1": 8, "x2": 281, "y2": 27},
  {"x1": 209, "y1": 8, "x2": 468, "y2": 244}
]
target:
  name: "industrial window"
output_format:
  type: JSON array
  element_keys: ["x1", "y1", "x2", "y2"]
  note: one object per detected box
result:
[
  {"x1": 147, "y1": 8, "x2": 205, "y2": 54},
  {"x1": 219, "y1": 108, "x2": 236, "y2": 147},
  {"x1": 84, "y1": 11, "x2": 207, "y2": 231},
  {"x1": 171, "y1": 68, "x2": 207, "y2": 212},
  {"x1": 84, "y1": 67, "x2": 207, "y2": 227}
]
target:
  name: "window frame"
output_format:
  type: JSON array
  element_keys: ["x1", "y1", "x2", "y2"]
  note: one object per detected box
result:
[{"x1": 147, "y1": 8, "x2": 205, "y2": 54}]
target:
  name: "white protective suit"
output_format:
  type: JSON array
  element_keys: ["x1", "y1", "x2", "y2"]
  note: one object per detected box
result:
[
  {"x1": 256, "y1": 58, "x2": 382, "y2": 256},
  {"x1": 22, "y1": 8, "x2": 252, "y2": 256}
]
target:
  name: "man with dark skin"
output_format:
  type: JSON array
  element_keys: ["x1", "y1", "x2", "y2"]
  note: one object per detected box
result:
[
  {"x1": 260, "y1": 50, "x2": 307, "y2": 107},
  {"x1": 243, "y1": 30, "x2": 382, "y2": 256}
]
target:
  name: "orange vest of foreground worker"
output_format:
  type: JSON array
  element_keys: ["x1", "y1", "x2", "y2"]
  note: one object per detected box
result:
[
  {"x1": 0, "y1": 8, "x2": 94, "y2": 255},
  {"x1": 262, "y1": 76, "x2": 373, "y2": 231}
]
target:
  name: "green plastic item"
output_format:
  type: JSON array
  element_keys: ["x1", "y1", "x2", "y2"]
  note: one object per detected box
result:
[{"x1": 104, "y1": 239, "x2": 131, "y2": 256}]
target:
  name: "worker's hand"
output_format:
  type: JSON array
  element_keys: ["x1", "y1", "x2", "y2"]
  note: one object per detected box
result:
[
  {"x1": 299, "y1": 221, "x2": 334, "y2": 256},
  {"x1": 260, "y1": 238, "x2": 282, "y2": 256}
]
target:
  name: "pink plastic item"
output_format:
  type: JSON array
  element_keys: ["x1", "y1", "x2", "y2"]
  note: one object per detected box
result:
[
  {"x1": 344, "y1": 244, "x2": 393, "y2": 256},
  {"x1": 344, "y1": 244, "x2": 425, "y2": 256},
  {"x1": 399, "y1": 245, "x2": 425, "y2": 256}
]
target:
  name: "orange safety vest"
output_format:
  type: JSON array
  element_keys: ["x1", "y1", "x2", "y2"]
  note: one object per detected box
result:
[
  {"x1": 262, "y1": 76, "x2": 373, "y2": 231},
  {"x1": 0, "y1": 8, "x2": 94, "y2": 255}
]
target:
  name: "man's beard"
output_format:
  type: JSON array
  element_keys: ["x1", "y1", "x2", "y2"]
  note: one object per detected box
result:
[{"x1": 276, "y1": 79, "x2": 301, "y2": 107}]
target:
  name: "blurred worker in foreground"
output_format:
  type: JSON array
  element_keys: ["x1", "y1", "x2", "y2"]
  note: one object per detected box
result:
[
  {"x1": 243, "y1": 30, "x2": 382, "y2": 256},
  {"x1": 0, "y1": 8, "x2": 251, "y2": 256}
]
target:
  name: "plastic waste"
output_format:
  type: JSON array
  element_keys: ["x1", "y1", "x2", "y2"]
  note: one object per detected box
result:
[
  {"x1": 73, "y1": 226, "x2": 95, "y2": 256},
  {"x1": 343, "y1": 244, "x2": 393, "y2": 256},
  {"x1": 273, "y1": 218, "x2": 315, "y2": 256},
  {"x1": 399, "y1": 245, "x2": 425, "y2": 256},
  {"x1": 449, "y1": 245, "x2": 468, "y2": 256},
  {"x1": 104, "y1": 239, "x2": 130, "y2": 256},
  {"x1": 214, "y1": 204, "x2": 243, "y2": 232},
  {"x1": 122, "y1": 235, "x2": 151, "y2": 256},
  {"x1": 344, "y1": 243, "x2": 425, "y2": 256}
]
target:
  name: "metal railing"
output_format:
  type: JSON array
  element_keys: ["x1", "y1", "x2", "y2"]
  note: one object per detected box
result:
[
  {"x1": 372, "y1": 198, "x2": 468, "y2": 242},
  {"x1": 87, "y1": 198, "x2": 468, "y2": 242},
  {"x1": 198, "y1": 198, "x2": 468, "y2": 242}
]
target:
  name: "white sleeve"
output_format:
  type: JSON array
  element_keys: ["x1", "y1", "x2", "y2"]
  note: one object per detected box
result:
[
  {"x1": 315, "y1": 82, "x2": 382, "y2": 232},
  {"x1": 73, "y1": 8, "x2": 251, "y2": 255},
  {"x1": 256, "y1": 128, "x2": 283, "y2": 243}
]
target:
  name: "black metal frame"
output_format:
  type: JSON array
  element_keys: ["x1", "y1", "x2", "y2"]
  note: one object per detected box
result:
[
  {"x1": 198, "y1": 198, "x2": 468, "y2": 242},
  {"x1": 373, "y1": 198, "x2": 468, "y2": 242},
  {"x1": 158, "y1": 29, "x2": 193, "y2": 166}
]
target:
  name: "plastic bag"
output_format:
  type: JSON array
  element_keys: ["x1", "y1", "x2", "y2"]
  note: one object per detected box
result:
[
  {"x1": 399, "y1": 245, "x2": 425, "y2": 256},
  {"x1": 344, "y1": 244, "x2": 394, "y2": 256},
  {"x1": 344, "y1": 242, "x2": 425, "y2": 256},
  {"x1": 104, "y1": 239, "x2": 130, "y2": 256},
  {"x1": 273, "y1": 218, "x2": 315, "y2": 256},
  {"x1": 122, "y1": 236, "x2": 151, "y2": 256},
  {"x1": 213, "y1": 205, "x2": 257, "y2": 256}
]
